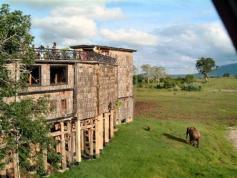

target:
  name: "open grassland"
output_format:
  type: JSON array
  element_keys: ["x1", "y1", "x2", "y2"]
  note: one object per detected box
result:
[{"x1": 51, "y1": 78, "x2": 237, "y2": 178}]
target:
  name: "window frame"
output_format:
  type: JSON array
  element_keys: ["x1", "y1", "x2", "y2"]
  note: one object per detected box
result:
[{"x1": 49, "y1": 65, "x2": 68, "y2": 85}]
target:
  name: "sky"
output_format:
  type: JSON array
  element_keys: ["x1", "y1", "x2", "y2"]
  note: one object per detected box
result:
[{"x1": 2, "y1": 0, "x2": 237, "y2": 74}]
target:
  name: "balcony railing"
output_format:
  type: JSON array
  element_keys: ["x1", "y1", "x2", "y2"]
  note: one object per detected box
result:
[{"x1": 34, "y1": 48, "x2": 116, "y2": 64}]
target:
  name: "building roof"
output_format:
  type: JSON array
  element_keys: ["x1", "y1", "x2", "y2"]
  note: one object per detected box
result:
[{"x1": 70, "y1": 44, "x2": 137, "y2": 53}]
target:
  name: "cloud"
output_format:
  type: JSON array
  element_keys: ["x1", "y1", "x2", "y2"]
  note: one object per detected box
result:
[
  {"x1": 100, "y1": 28, "x2": 159, "y2": 46},
  {"x1": 5, "y1": 0, "x2": 107, "y2": 8},
  {"x1": 133, "y1": 22, "x2": 236, "y2": 74},
  {"x1": 32, "y1": 4, "x2": 124, "y2": 46}
]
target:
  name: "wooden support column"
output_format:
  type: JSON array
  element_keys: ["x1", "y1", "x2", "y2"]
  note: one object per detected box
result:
[
  {"x1": 0, "y1": 158, "x2": 6, "y2": 178},
  {"x1": 110, "y1": 110, "x2": 114, "y2": 139},
  {"x1": 71, "y1": 131, "x2": 75, "y2": 159},
  {"x1": 67, "y1": 121, "x2": 72, "y2": 164},
  {"x1": 99, "y1": 115, "x2": 103, "y2": 150},
  {"x1": 95, "y1": 118, "x2": 100, "y2": 156},
  {"x1": 13, "y1": 151, "x2": 19, "y2": 178},
  {"x1": 81, "y1": 130, "x2": 84, "y2": 153},
  {"x1": 75, "y1": 120, "x2": 81, "y2": 163},
  {"x1": 55, "y1": 136, "x2": 61, "y2": 153},
  {"x1": 60, "y1": 122, "x2": 67, "y2": 170},
  {"x1": 89, "y1": 128, "x2": 94, "y2": 157},
  {"x1": 104, "y1": 114, "x2": 109, "y2": 144},
  {"x1": 43, "y1": 149, "x2": 48, "y2": 172}
]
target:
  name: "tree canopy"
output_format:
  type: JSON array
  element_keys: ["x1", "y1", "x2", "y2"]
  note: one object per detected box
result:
[
  {"x1": 196, "y1": 57, "x2": 215, "y2": 81},
  {"x1": 0, "y1": 4, "x2": 53, "y2": 176}
]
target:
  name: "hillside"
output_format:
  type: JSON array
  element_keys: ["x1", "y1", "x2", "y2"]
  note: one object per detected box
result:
[
  {"x1": 170, "y1": 63, "x2": 237, "y2": 78},
  {"x1": 209, "y1": 63, "x2": 237, "y2": 76}
]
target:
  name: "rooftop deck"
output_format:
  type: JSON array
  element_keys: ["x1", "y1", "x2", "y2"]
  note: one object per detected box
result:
[{"x1": 34, "y1": 48, "x2": 116, "y2": 64}]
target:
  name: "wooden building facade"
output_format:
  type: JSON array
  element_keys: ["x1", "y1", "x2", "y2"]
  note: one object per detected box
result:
[{"x1": 0, "y1": 45, "x2": 135, "y2": 176}]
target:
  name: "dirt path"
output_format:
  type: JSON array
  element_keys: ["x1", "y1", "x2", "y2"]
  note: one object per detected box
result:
[{"x1": 229, "y1": 127, "x2": 237, "y2": 149}]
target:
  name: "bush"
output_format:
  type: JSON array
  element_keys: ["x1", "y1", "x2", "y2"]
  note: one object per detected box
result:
[
  {"x1": 47, "y1": 151, "x2": 62, "y2": 168},
  {"x1": 182, "y1": 83, "x2": 201, "y2": 91},
  {"x1": 223, "y1": 73, "x2": 230, "y2": 77},
  {"x1": 184, "y1": 75, "x2": 195, "y2": 83}
]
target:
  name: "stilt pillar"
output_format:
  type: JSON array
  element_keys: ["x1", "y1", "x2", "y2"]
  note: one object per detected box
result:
[
  {"x1": 60, "y1": 121, "x2": 67, "y2": 169},
  {"x1": 13, "y1": 151, "x2": 19, "y2": 178},
  {"x1": 0, "y1": 158, "x2": 6, "y2": 178},
  {"x1": 99, "y1": 115, "x2": 104, "y2": 150},
  {"x1": 75, "y1": 120, "x2": 81, "y2": 163},
  {"x1": 95, "y1": 118, "x2": 100, "y2": 156},
  {"x1": 89, "y1": 128, "x2": 94, "y2": 158},
  {"x1": 110, "y1": 111, "x2": 114, "y2": 139},
  {"x1": 104, "y1": 114, "x2": 109, "y2": 143},
  {"x1": 67, "y1": 121, "x2": 73, "y2": 164},
  {"x1": 43, "y1": 149, "x2": 48, "y2": 172}
]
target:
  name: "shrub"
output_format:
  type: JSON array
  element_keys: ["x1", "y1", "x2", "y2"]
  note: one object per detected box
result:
[
  {"x1": 184, "y1": 75, "x2": 195, "y2": 83},
  {"x1": 160, "y1": 78, "x2": 176, "y2": 88},
  {"x1": 223, "y1": 73, "x2": 230, "y2": 77},
  {"x1": 47, "y1": 151, "x2": 62, "y2": 169},
  {"x1": 182, "y1": 83, "x2": 201, "y2": 91}
]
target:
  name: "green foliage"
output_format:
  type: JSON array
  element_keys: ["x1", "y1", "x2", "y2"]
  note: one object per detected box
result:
[
  {"x1": 0, "y1": 4, "x2": 52, "y2": 176},
  {"x1": 223, "y1": 73, "x2": 230, "y2": 77},
  {"x1": 181, "y1": 83, "x2": 202, "y2": 91},
  {"x1": 196, "y1": 57, "x2": 216, "y2": 81},
  {"x1": 47, "y1": 150, "x2": 62, "y2": 169},
  {"x1": 115, "y1": 100, "x2": 122, "y2": 109},
  {"x1": 184, "y1": 74, "x2": 195, "y2": 83}
]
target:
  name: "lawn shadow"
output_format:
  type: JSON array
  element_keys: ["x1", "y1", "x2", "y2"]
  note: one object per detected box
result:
[{"x1": 163, "y1": 133, "x2": 187, "y2": 144}]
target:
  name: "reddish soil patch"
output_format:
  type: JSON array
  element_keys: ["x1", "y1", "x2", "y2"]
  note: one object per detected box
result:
[{"x1": 134, "y1": 101, "x2": 157, "y2": 117}]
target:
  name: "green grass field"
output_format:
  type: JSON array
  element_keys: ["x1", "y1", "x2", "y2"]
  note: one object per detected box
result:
[{"x1": 50, "y1": 78, "x2": 237, "y2": 178}]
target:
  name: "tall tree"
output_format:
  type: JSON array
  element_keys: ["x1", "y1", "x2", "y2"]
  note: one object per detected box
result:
[
  {"x1": 196, "y1": 57, "x2": 215, "y2": 81},
  {"x1": 0, "y1": 4, "x2": 52, "y2": 177},
  {"x1": 141, "y1": 64, "x2": 152, "y2": 84},
  {"x1": 151, "y1": 66, "x2": 167, "y2": 83}
]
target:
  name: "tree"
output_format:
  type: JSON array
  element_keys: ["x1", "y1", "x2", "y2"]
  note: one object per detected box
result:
[
  {"x1": 184, "y1": 74, "x2": 195, "y2": 84},
  {"x1": 196, "y1": 57, "x2": 215, "y2": 81},
  {"x1": 141, "y1": 64, "x2": 152, "y2": 84},
  {"x1": 223, "y1": 73, "x2": 230, "y2": 77},
  {"x1": 0, "y1": 4, "x2": 52, "y2": 177},
  {"x1": 151, "y1": 66, "x2": 167, "y2": 83},
  {"x1": 133, "y1": 65, "x2": 137, "y2": 75}
]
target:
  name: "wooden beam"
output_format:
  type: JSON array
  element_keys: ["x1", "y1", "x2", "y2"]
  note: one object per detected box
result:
[
  {"x1": 95, "y1": 118, "x2": 100, "y2": 156},
  {"x1": 43, "y1": 149, "x2": 48, "y2": 172},
  {"x1": 104, "y1": 114, "x2": 109, "y2": 143},
  {"x1": 71, "y1": 132, "x2": 75, "y2": 160},
  {"x1": 75, "y1": 120, "x2": 81, "y2": 163},
  {"x1": 13, "y1": 151, "x2": 19, "y2": 178},
  {"x1": 110, "y1": 111, "x2": 114, "y2": 139},
  {"x1": 60, "y1": 122, "x2": 67, "y2": 169},
  {"x1": 67, "y1": 121, "x2": 73, "y2": 164},
  {"x1": 89, "y1": 128, "x2": 94, "y2": 157},
  {"x1": 99, "y1": 115, "x2": 104, "y2": 150},
  {"x1": 0, "y1": 158, "x2": 6, "y2": 178}
]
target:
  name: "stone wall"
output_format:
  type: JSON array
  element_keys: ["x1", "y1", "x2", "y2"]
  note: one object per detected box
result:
[
  {"x1": 75, "y1": 63, "x2": 117, "y2": 120},
  {"x1": 98, "y1": 64, "x2": 117, "y2": 114},
  {"x1": 107, "y1": 50, "x2": 134, "y2": 122},
  {"x1": 76, "y1": 63, "x2": 98, "y2": 119}
]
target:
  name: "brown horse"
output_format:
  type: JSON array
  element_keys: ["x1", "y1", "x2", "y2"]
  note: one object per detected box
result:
[{"x1": 186, "y1": 127, "x2": 201, "y2": 148}]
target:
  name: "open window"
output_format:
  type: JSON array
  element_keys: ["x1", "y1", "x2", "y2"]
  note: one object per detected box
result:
[
  {"x1": 28, "y1": 65, "x2": 41, "y2": 86},
  {"x1": 50, "y1": 65, "x2": 67, "y2": 85},
  {"x1": 61, "y1": 99, "x2": 67, "y2": 113}
]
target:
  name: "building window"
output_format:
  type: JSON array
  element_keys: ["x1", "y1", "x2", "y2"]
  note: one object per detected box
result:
[
  {"x1": 28, "y1": 66, "x2": 41, "y2": 86},
  {"x1": 61, "y1": 99, "x2": 67, "y2": 113},
  {"x1": 50, "y1": 66, "x2": 67, "y2": 85},
  {"x1": 49, "y1": 100, "x2": 57, "y2": 112}
]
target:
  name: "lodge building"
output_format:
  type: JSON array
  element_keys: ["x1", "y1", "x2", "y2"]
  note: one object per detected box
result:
[{"x1": 1, "y1": 44, "x2": 135, "y2": 176}]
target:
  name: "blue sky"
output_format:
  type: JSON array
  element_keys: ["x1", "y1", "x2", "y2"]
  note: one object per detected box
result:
[{"x1": 2, "y1": 0, "x2": 237, "y2": 74}]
